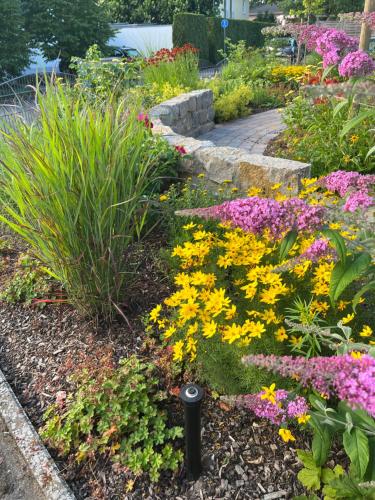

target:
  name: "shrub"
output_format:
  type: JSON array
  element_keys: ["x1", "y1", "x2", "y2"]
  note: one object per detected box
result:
[
  {"x1": 214, "y1": 83, "x2": 253, "y2": 122},
  {"x1": 0, "y1": 81, "x2": 179, "y2": 319},
  {"x1": 143, "y1": 45, "x2": 199, "y2": 90},
  {"x1": 41, "y1": 354, "x2": 183, "y2": 482},
  {"x1": 173, "y1": 13, "x2": 209, "y2": 61},
  {"x1": 207, "y1": 18, "x2": 271, "y2": 63}
]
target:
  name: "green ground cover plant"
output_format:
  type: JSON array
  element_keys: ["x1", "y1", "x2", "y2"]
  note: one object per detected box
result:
[{"x1": 41, "y1": 353, "x2": 183, "y2": 482}]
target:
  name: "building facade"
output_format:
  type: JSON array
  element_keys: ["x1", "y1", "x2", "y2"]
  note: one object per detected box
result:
[{"x1": 220, "y1": 0, "x2": 249, "y2": 20}]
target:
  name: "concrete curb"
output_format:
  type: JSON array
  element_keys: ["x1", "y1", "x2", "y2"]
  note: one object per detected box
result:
[{"x1": 0, "y1": 368, "x2": 76, "y2": 500}]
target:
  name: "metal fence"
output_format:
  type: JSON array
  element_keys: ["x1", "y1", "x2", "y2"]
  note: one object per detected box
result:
[{"x1": 199, "y1": 59, "x2": 227, "y2": 79}]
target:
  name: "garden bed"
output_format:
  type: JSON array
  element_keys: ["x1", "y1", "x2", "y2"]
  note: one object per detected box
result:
[{"x1": 0, "y1": 231, "x2": 308, "y2": 499}]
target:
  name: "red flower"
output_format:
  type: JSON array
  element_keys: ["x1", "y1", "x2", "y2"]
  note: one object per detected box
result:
[
  {"x1": 137, "y1": 113, "x2": 153, "y2": 129},
  {"x1": 175, "y1": 145, "x2": 187, "y2": 155}
]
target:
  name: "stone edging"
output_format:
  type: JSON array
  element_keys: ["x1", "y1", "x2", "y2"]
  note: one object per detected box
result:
[
  {"x1": 151, "y1": 90, "x2": 311, "y2": 193},
  {"x1": 0, "y1": 368, "x2": 76, "y2": 500}
]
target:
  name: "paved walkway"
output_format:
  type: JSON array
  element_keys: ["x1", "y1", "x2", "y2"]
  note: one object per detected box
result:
[{"x1": 199, "y1": 109, "x2": 286, "y2": 155}]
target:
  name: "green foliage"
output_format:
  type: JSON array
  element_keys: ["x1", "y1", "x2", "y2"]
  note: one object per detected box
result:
[
  {"x1": 70, "y1": 44, "x2": 143, "y2": 100},
  {"x1": 330, "y1": 253, "x2": 372, "y2": 305},
  {"x1": 173, "y1": 13, "x2": 209, "y2": 61},
  {"x1": 41, "y1": 355, "x2": 183, "y2": 482},
  {"x1": 24, "y1": 0, "x2": 113, "y2": 69},
  {"x1": 214, "y1": 83, "x2": 253, "y2": 122},
  {"x1": 0, "y1": 0, "x2": 30, "y2": 79},
  {"x1": 101, "y1": 0, "x2": 220, "y2": 24},
  {"x1": 0, "y1": 81, "x2": 179, "y2": 319},
  {"x1": 143, "y1": 49, "x2": 199, "y2": 89},
  {"x1": 280, "y1": 96, "x2": 375, "y2": 176},
  {"x1": 0, "y1": 254, "x2": 53, "y2": 304},
  {"x1": 207, "y1": 18, "x2": 271, "y2": 63},
  {"x1": 195, "y1": 331, "x2": 289, "y2": 394}
]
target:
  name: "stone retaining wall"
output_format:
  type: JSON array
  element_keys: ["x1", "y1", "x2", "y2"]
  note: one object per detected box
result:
[
  {"x1": 150, "y1": 90, "x2": 215, "y2": 137},
  {"x1": 151, "y1": 90, "x2": 311, "y2": 193}
]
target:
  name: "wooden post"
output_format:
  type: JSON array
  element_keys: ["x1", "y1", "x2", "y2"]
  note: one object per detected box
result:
[{"x1": 359, "y1": 0, "x2": 375, "y2": 51}]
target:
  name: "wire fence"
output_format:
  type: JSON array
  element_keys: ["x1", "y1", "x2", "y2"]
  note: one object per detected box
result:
[{"x1": 0, "y1": 73, "x2": 75, "y2": 133}]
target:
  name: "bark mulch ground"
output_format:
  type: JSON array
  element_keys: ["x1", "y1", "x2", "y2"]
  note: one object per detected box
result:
[{"x1": 0, "y1": 230, "x2": 308, "y2": 500}]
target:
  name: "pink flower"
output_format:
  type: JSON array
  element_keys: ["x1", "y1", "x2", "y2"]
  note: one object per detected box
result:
[
  {"x1": 137, "y1": 113, "x2": 153, "y2": 129},
  {"x1": 339, "y1": 51, "x2": 375, "y2": 78},
  {"x1": 175, "y1": 145, "x2": 187, "y2": 155},
  {"x1": 343, "y1": 191, "x2": 374, "y2": 212},
  {"x1": 55, "y1": 390, "x2": 67, "y2": 409}
]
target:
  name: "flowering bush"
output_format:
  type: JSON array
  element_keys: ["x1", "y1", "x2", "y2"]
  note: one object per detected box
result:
[
  {"x1": 270, "y1": 65, "x2": 309, "y2": 83},
  {"x1": 149, "y1": 174, "x2": 374, "y2": 395}
]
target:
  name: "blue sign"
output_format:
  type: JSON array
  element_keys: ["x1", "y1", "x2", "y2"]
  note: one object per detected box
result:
[{"x1": 221, "y1": 19, "x2": 229, "y2": 29}]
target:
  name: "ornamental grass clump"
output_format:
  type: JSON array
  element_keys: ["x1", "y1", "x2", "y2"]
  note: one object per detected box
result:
[{"x1": 0, "y1": 81, "x2": 169, "y2": 318}]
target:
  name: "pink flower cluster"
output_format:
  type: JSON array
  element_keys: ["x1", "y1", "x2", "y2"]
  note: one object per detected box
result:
[
  {"x1": 343, "y1": 191, "x2": 374, "y2": 212},
  {"x1": 243, "y1": 354, "x2": 375, "y2": 417},
  {"x1": 301, "y1": 238, "x2": 332, "y2": 261},
  {"x1": 237, "y1": 390, "x2": 308, "y2": 425},
  {"x1": 339, "y1": 12, "x2": 375, "y2": 29},
  {"x1": 315, "y1": 29, "x2": 358, "y2": 67},
  {"x1": 182, "y1": 197, "x2": 326, "y2": 238},
  {"x1": 137, "y1": 113, "x2": 153, "y2": 129},
  {"x1": 322, "y1": 170, "x2": 375, "y2": 197},
  {"x1": 339, "y1": 51, "x2": 375, "y2": 78}
]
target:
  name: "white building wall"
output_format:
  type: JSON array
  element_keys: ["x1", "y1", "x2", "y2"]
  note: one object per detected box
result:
[
  {"x1": 220, "y1": 0, "x2": 249, "y2": 20},
  {"x1": 109, "y1": 24, "x2": 173, "y2": 56}
]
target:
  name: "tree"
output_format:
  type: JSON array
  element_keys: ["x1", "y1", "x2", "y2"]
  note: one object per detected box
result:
[
  {"x1": 250, "y1": 0, "x2": 364, "y2": 17},
  {"x1": 0, "y1": 0, "x2": 30, "y2": 79},
  {"x1": 101, "y1": 0, "x2": 220, "y2": 24},
  {"x1": 24, "y1": 0, "x2": 113, "y2": 70}
]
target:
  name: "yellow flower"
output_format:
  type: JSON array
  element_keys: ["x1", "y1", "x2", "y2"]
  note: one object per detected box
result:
[
  {"x1": 182, "y1": 222, "x2": 197, "y2": 230},
  {"x1": 310, "y1": 300, "x2": 330, "y2": 316},
  {"x1": 342, "y1": 313, "x2": 355, "y2": 325},
  {"x1": 174, "y1": 272, "x2": 191, "y2": 287},
  {"x1": 297, "y1": 414, "x2": 311, "y2": 425},
  {"x1": 179, "y1": 300, "x2": 200, "y2": 322},
  {"x1": 337, "y1": 300, "x2": 350, "y2": 311},
  {"x1": 342, "y1": 154, "x2": 351, "y2": 164},
  {"x1": 271, "y1": 183, "x2": 282, "y2": 190},
  {"x1": 329, "y1": 222, "x2": 341, "y2": 230},
  {"x1": 243, "y1": 320, "x2": 266, "y2": 339},
  {"x1": 247, "y1": 186, "x2": 262, "y2": 197},
  {"x1": 260, "y1": 308, "x2": 278, "y2": 325},
  {"x1": 222, "y1": 323, "x2": 243, "y2": 344},
  {"x1": 150, "y1": 304, "x2": 162, "y2": 323},
  {"x1": 173, "y1": 340, "x2": 184, "y2": 362},
  {"x1": 225, "y1": 305, "x2": 237, "y2": 320},
  {"x1": 222, "y1": 179, "x2": 232, "y2": 184},
  {"x1": 261, "y1": 383, "x2": 277, "y2": 405},
  {"x1": 217, "y1": 254, "x2": 232, "y2": 268},
  {"x1": 202, "y1": 320, "x2": 217, "y2": 338},
  {"x1": 232, "y1": 187, "x2": 239, "y2": 193},
  {"x1": 275, "y1": 327, "x2": 288, "y2": 342},
  {"x1": 163, "y1": 325, "x2": 176, "y2": 339},
  {"x1": 360, "y1": 325, "x2": 373, "y2": 338},
  {"x1": 159, "y1": 194, "x2": 168, "y2": 202},
  {"x1": 350, "y1": 134, "x2": 359, "y2": 144},
  {"x1": 197, "y1": 173, "x2": 205, "y2": 178},
  {"x1": 278, "y1": 428, "x2": 295, "y2": 443},
  {"x1": 351, "y1": 351, "x2": 362, "y2": 359},
  {"x1": 290, "y1": 335, "x2": 302, "y2": 346}
]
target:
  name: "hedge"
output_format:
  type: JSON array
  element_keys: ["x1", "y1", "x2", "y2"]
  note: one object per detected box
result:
[
  {"x1": 207, "y1": 18, "x2": 272, "y2": 63},
  {"x1": 173, "y1": 13, "x2": 273, "y2": 64},
  {"x1": 173, "y1": 13, "x2": 209, "y2": 62}
]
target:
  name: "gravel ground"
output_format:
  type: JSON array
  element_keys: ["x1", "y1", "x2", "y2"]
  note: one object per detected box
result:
[{"x1": 0, "y1": 233, "x2": 308, "y2": 499}]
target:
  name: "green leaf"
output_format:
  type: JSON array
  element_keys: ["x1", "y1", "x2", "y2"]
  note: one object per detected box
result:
[
  {"x1": 352, "y1": 281, "x2": 375, "y2": 312},
  {"x1": 365, "y1": 144, "x2": 375, "y2": 160},
  {"x1": 330, "y1": 253, "x2": 371, "y2": 304},
  {"x1": 298, "y1": 466, "x2": 321, "y2": 491},
  {"x1": 321, "y1": 228, "x2": 347, "y2": 264},
  {"x1": 364, "y1": 437, "x2": 375, "y2": 481},
  {"x1": 297, "y1": 449, "x2": 317, "y2": 469},
  {"x1": 279, "y1": 229, "x2": 298, "y2": 262},
  {"x1": 343, "y1": 428, "x2": 369, "y2": 479},
  {"x1": 321, "y1": 467, "x2": 335, "y2": 484},
  {"x1": 310, "y1": 415, "x2": 332, "y2": 466},
  {"x1": 340, "y1": 109, "x2": 375, "y2": 138},
  {"x1": 332, "y1": 99, "x2": 349, "y2": 118}
]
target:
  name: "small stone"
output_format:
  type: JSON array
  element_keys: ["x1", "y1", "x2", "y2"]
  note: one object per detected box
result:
[
  {"x1": 263, "y1": 491, "x2": 287, "y2": 499},
  {"x1": 235, "y1": 465, "x2": 245, "y2": 476}
]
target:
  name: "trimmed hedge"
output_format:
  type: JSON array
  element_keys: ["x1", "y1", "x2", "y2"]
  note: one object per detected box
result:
[
  {"x1": 173, "y1": 13, "x2": 209, "y2": 61},
  {"x1": 173, "y1": 13, "x2": 273, "y2": 63},
  {"x1": 207, "y1": 18, "x2": 272, "y2": 63}
]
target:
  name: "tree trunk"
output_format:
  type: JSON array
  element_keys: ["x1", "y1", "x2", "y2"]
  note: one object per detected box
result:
[{"x1": 359, "y1": 0, "x2": 375, "y2": 51}]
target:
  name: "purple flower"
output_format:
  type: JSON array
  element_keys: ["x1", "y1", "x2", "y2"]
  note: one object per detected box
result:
[
  {"x1": 301, "y1": 238, "x2": 332, "y2": 261},
  {"x1": 321, "y1": 171, "x2": 375, "y2": 197},
  {"x1": 178, "y1": 197, "x2": 326, "y2": 239},
  {"x1": 343, "y1": 191, "x2": 374, "y2": 212},
  {"x1": 339, "y1": 51, "x2": 375, "y2": 78},
  {"x1": 242, "y1": 354, "x2": 375, "y2": 417}
]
